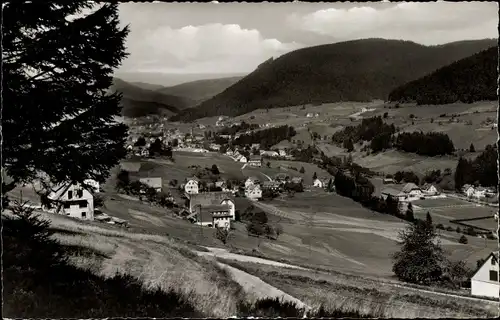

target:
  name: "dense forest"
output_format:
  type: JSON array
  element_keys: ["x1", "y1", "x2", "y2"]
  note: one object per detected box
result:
[
  {"x1": 332, "y1": 116, "x2": 396, "y2": 151},
  {"x1": 232, "y1": 125, "x2": 296, "y2": 149},
  {"x1": 388, "y1": 47, "x2": 497, "y2": 104},
  {"x1": 394, "y1": 132, "x2": 455, "y2": 156},
  {"x1": 170, "y1": 39, "x2": 495, "y2": 121},
  {"x1": 219, "y1": 121, "x2": 260, "y2": 136},
  {"x1": 454, "y1": 144, "x2": 498, "y2": 189}
]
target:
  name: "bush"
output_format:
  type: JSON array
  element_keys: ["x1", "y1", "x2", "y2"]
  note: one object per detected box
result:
[
  {"x1": 446, "y1": 226, "x2": 454, "y2": 232},
  {"x1": 458, "y1": 235, "x2": 468, "y2": 244},
  {"x1": 436, "y1": 224, "x2": 444, "y2": 230},
  {"x1": 455, "y1": 226, "x2": 461, "y2": 233}
]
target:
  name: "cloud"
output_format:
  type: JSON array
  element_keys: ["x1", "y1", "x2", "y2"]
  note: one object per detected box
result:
[
  {"x1": 289, "y1": 2, "x2": 498, "y2": 45},
  {"x1": 121, "y1": 23, "x2": 302, "y2": 73}
]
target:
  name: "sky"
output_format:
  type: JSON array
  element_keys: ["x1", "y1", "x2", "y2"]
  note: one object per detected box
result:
[{"x1": 116, "y1": 1, "x2": 498, "y2": 78}]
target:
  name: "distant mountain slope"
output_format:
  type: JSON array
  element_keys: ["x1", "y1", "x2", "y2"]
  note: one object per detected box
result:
[
  {"x1": 130, "y1": 82, "x2": 165, "y2": 91},
  {"x1": 388, "y1": 47, "x2": 498, "y2": 104},
  {"x1": 109, "y1": 78, "x2": 195, "y2": 117},
  {"x1": 156, "y1": 76, "x2": 244, "y2": 104},
  {"x1": 170, "y1": 38, "x2": 496, "y2": 122}
]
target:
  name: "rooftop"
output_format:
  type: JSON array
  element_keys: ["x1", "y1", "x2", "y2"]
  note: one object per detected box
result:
[{"x1": 139, "y1": 177, "x2": 162, "y2": 189}]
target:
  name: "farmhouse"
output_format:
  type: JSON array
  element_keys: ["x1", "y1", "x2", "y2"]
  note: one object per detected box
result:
[
  {"x1": 381, "y1": 187, "x2": 407, "y2": 202},
  {"x1": 194, "y1": 205, "x2": 232, "y2": 230},
  {"x1": 473, "y1": 187, "x2": 487, "y2": 199},
  {"x1": 46, "y1": 182, "x2": 95, "y2": 220},
  {"x1": 248, "y1": 155, "x2": 263, "y2": 167},
  {"x1": 245, "y1": 176, "x2": 260, "y2": 189},
  {"x1": 189, "y1": 191, "x2": 236, "y2": 220},
  {"x1": 278, "y1": 149, "x2": 287, "y2": 157},
  {"x1": 401, "y1": 183, "x2": 423, "y2": 200},
  {"x1": 262, "y1": 181, "x2": 280, "y2": 191},
  {"x1": 245, "y1": 184, "x2": 262, "y2": 201},
  {"x1": 184, "y1": 177, "x2": 200, "y2": 195},
  {"x1": 139, "y1": 177, "x2": 162, "y2": 192},
  {"x1": 251, "y1": 143, "x2": 260, "y2": 150},
  {"x1": 274, "y1": 173, "x2": 289, "y2": 182},
  {"x1": 313, "y1": 178, "x2": 324, "y2": 188},
  {"x1": 470, "y1": 252, "x2": 499, "y2": 299},
  {"x1": 291, "y1": 177, "x2": 303, "y2": 184},
  {"x1": 422, "y1": 183, "x2": 439, "y2": 196},
  {"x1": 239, "y1": 155, "x2": 248, "y2": 163}
]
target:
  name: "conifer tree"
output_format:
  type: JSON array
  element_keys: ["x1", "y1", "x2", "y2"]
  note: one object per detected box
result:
[{"x1": 3, "y1": 2, "x2": 129, "y2": 205}]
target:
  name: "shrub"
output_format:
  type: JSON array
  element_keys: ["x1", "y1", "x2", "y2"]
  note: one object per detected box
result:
[
  {"x1": 436, "y1": 224, "x2": 444, "y2": 230},
  {"x1": 458, "y1": 235, "x2": 468, "y2": 244},
  {"x1": 455, "y1": 226, "x2": 461, "y2": 233},
  {"x1": 446, "y1": 226, "x2": 454, "y2": 232}
]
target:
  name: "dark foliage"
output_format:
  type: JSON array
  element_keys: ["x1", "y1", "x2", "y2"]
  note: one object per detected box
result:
[
  {"x1": 395, "y1": 132, "x2": 455, "y2": 156},
  {"x1": 171, "y1": 39, "x2": 495, "y2": 121},
  {"x1": 389, "y1": 47, "x2": 497, "y2": 104},
  {"x1": 232, "y1": 125, "x2": 296, "y2": 149},
  {"x1": 332, "y1": 116, "x2": 396, "y2": 148},
  {"x1": 458, "y1": 235, "x2": 468, "y2": 244},
  {"x1": 3, "y1": 202, "x2": 199, "y2": 318},
  {"x1": 149, "y1": 139, "x2": 173, "y2": 158},
  {"x1": 454, "y1": 144, "x2": 498, "y2": 189},
  {"x1": 394, "y1": 171, "x2": 420, "y2": 184},
  {"x1": 3, "y1": 2, "x2": 129, "y2": 192},
  {"x1": 218, "y1": 121, "x2": 260, "y2": 136},
  {"x1": 392, "y1": 219, "x2": 445, "y2": 285}
]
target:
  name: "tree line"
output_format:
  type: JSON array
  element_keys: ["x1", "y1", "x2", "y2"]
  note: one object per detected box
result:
[
  {"x1": 232, "y1": 125, "x2": 296, "y2": 149},
  {"x1": 395, "y1": 131, "x2": 455, "y2": 156},
  {"x1": 455, "y1": 144, "x2": 498, "y2": 190},
  {"x1": 218, "y1": 121, "x2": 260, "y2": 136}
]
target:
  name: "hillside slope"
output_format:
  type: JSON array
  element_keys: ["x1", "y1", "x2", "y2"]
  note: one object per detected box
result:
[
  {"x1": 110, "y1": 78, "x2": 195, "y2": 117},
  {"x1": 171, "y1": 38, "x2": 496, "y2": 121},
  {"x1": 388, "y1": 47, "x2": 498, "y2": 104},
  {"x1": 157, "y1": 76, "x2": 244, "y2": 104}
]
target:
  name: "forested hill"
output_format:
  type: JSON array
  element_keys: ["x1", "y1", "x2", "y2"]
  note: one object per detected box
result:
[
  {"x1": 156, "y1": 76, "x2": 243, "y2": 104},
  {"x1": 170, "y1": 38, "x2": 496, "y2": 122},
  {"x1": 388, "y1": 46, "x2": 498, "y2": 104},
  {"x1": 109, "y1": 78, "x2": 195, "y2": 117}
]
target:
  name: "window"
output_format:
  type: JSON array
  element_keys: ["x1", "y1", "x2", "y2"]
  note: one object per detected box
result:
[
  {"x1": 79, "y1": 201, "x2": 87, "y2": 208},
  {"x1": 492, "y1": 259, "x2": 496, "y2": 266},
  {"x1": 67, "y1": 191, "x2": 73, "y2": 199},
  {"x1": 77, "y1": 190, "x2": 83, "y2": 198},
  {"x1": 490, "y1": 270, "x2": 498, "y2": 282},
  {"x1": 64, "y1": 202, "x2": 70, "y2": 209},
  {"x1": 81, "y1": 212, "x2": 86, "y2": 218}
]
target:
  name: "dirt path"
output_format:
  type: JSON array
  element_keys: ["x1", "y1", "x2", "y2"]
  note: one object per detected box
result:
[{"x1": 216, "y1": 261, "x2": 309, "y2": 311}]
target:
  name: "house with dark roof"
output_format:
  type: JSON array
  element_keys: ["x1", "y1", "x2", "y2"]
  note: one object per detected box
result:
[
  {"x1": 139, "y1": 177, "x2": 162, "y2": 193},
  {"x1": 189, "y1": 191, "x2": 235, "y2": 220},
  {"x1": 194, "y1": 204, "x2": 232, "y2": 230},
  {"x1": 45, "y1": 182, "x2": 95, "y2": 220},
  {"x1": 248, "y1": 155, "x2": 263, "y2": 167},
  {"x1": 470, "y1": 252, "x2": 499, "y2": 298},
  {"x1": 245, "y1": 184, "x2": 262, "y2": 201},
  {"x1": 381, "y1": 187, "x2": 407, "y2": 202}
]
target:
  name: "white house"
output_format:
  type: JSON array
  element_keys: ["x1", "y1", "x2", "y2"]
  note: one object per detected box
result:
[
  {"x1": 245, "y1": 185, "x2": 262, "y2": 201},
  {"x1": 422, "y1": 183, "x2": 439, "y2": 196},
  {"x1": 139, "y1": 177, "x2": 162, "y2": 193},
  {"x1": 239, "y1": 156, "x2": 248, "y2": 163},
  {"x1": 473, "y1": 187, "x2": 487, "y2": 199},
  {"x1": 471, "y1": 252, "x2": 499, "y2": 298},
  {"x1": 190, "y1": 192, "x2": 236, "y2": 220},
  {"x1": 261, "y1": 150, "x2": 279, "y2": 157},
  {"x1": 278, "y1": 149, "x2": 287, "y2": 157},
  {"x1": 401, "y1": 183, "x2": 423, "y2": 200},
  {"x1": 463, "y1": 184, "x2": 475, "y2": 197},
  {"x1": 248, "y1": 155, "x2": 263, "y2": 167},
  {"x1": 184, "y1": 177, "x2": 200, "y2": 195},
  {"x1": 194, "y1": 205, "x2": 232, "y2": 230},
  {"x1": 46, "y1": 182, "x2": 95, "y2": 220},
  {"x1": 313, "y1": 178, "x2": 324, "y2": 188},
  {"x1": 245, "y1": 176, "x2": 260, "y2": 189}
]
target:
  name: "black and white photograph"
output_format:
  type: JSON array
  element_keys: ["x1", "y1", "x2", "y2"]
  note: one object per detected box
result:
[{"x1": 3, "y1": 1, "x2": 499, "y2": 318}]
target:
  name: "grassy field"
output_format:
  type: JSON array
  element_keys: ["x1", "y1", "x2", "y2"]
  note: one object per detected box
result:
[
  {"x1": 253, "y1": 160, "x2": 333, "y2": 185},
  {"x1": 29, "y1": 210, "x2": 248, "y2": 318},
  {"x1": 413, "y1": 197, "x2": 474, "y2": 208},
  {"x1": 218, "y1": 260, "x2": 498, "y2": 318}
]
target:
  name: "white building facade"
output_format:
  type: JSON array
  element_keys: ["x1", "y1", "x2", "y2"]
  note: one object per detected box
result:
[{"x1": 471, "y1": 252, "x2": 499, "y2": 298}]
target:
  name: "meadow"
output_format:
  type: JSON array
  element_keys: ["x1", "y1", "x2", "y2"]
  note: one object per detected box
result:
[{"x1": 218, "y1": 260, "x2": 499, "y2": 318}]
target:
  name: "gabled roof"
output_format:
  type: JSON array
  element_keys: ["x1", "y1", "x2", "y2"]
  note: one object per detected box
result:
[
  {"x1": 190, "y1": 191, "x2": 235, "y2": 207},
  {"x1": 47, "y1": 182, "x2": 93, "y2": 201},
  {"x1": 401, "y1": 183, "x2": 420, "y2": 193},
  {"x1": 381, "y1": 187, "x2": 404, "y2": 197},
  {"x1": 470, "y1": 251, "x2": 499, "y2": 279},
  {"x1": 249, "y1": 155, "x2": 263, "y2": 161},
  {"x1": 186, "y1": 176, "x2": 200, "y2": 183},
  {"x1": 139, "y1": 177, "x2": 162, "y2": 189}
]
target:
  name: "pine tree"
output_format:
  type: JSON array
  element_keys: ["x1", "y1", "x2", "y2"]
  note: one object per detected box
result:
[
  {"x1": 312, "y1": 172, "x2": 318, "y2": 180},
  {"x1": 299, "y1": 166, "x2": 305, "y2": 174},
  {"x1": 392, "y1": 218, "x2": 445, "y2": 285},
  {"x1": 469, "y1": 143, "x2": 475, "y2": 152},
  {"x1": 405, "y1": 202, "x2": 414, "y2": 221},
  {"x1": 3, "y1": 2, "x2": 129, "y2": 202},
  {"x1": 454, "y1": 157, "x2": 471, "y2": 190},
  {"x1": 426, "y1": 212, "x2": 433, "y2": 226}
]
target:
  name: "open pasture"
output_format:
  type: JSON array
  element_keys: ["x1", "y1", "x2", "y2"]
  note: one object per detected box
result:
[
  {"x1": 413, "y1": 197, "x2": 471, "y2": 208},
  {"x1": 266, "y1": 159, "x2": 333, "y2": 185}
]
